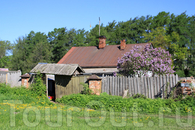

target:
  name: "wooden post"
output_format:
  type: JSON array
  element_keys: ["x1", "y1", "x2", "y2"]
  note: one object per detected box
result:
[
  {"x1": 6, "y1": 73, "x2": 8, "y2": 85},
  {"x1": 128, "y1": 76, "x2": 131, "y2": 96},
  {"x1": 160, "y1": 75, "x2": 163, "y2": 99},
  {"x1": 46, "y1": 74, "x2": 48, "y2": 97},
  {"x1": 136, "y1": 77, "x2": 140, "y2": 94},
  {"x1": 150, "y1": 77, "x2": 153, "y2": 99},
  {"x1": 102, "y1": 74, "x2": 104, "y2": 93},
  {"x1": 143, "y1": 77, "x2": 147, "y2": 97},
  {"x1": 163, "y1": 75, "x2": 166, "y2": 99}
]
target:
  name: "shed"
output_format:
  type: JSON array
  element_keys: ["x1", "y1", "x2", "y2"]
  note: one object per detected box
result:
[{"x1": 30, "y1": 63, "x2": 89, "y2": 100}]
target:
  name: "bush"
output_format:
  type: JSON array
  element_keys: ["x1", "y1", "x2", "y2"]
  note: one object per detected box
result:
[
  {"x1": 56, "y1": 93, "x2": 195, "y2": 114},
  {"x1": 0, "y1": 83, "x2": 52, "y2": 106},
  {"x1": 31, "y1": 73, "x2": 46, "y2": 97},
  {"x1": 117, "y1": 45, "x2": 174, "y2": 76},
  {"x1": 132, "y1": 94, "x2": 146, "y2": 99},
  {"x1": 80, "y1": 83, "x2": 93, "y2": 95},
  {"x1": 175, "y1": 70, "x2": 185, "y2": 77}
]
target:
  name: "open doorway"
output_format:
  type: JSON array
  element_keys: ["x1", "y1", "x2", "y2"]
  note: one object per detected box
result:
[{"x1": 47, "y1": 75, "x2": 55, "y2": 101}]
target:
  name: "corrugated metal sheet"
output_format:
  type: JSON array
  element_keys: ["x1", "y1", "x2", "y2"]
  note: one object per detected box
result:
[
  {"x1": 58, "y1": 43, "x2": 152, "y2": 67},
  {"x1": 30, "y1": 64, "x2": 85, "y2": 76}
]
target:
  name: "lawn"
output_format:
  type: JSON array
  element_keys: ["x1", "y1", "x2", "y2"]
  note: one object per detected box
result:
[
  {"x1": 0, "y1": 83, "x2": 195, "y2": 129},
  {"x1": 0, "y1": 102, "x2": 194, "y2": 130}
]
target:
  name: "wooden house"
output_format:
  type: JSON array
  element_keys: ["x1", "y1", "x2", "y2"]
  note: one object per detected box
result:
[{"x1": 57, "y1": 36, "x2": 152, "y2": 76}]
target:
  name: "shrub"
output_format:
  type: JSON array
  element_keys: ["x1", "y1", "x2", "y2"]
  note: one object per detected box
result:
[
  {"x1": 175, "y1": 70, "x2": 185, "y2": 77},
  {"x1": 132, "y1": 94, "x2": 146, "y2": 99},
  {"x1": 56, "y1": 93, "x2": 195, "y2": 115},
  {"x1": 31, "y1": 73, "x2": 46, "y2": 97},
  {"x1": 80, "y1": 83, "x2": 93, "y2": 95},
  {"x1": 0, "y1": 83, "x2": 53, "y2": 106},
  {"x1": 117, "y1": 45, "x2": 174, "y2": 76}
]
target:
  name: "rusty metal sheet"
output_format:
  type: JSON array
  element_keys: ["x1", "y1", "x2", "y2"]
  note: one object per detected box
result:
[{"x1": 58, "y1": 43, "x2": 152, "y2": 67}]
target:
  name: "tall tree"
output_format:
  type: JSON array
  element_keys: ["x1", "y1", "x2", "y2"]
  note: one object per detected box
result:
[
  {"x1": 168, "y1": 12, "x2": 191, "y2": 47},
  {"x1": 11, "y1": 31, "x2": 52, "y2": 73},
  {"x1": 0, "y1": 40, "x2": 12, "y2": 58},
  {"x1": 143, "y1": 27, "x2": 179, "y2": 49},
  {"x1": 72, "y1": 29, "x2": 88, "y2": 46},
  {"x1": 10, "y1": 37, "x2": 28, "y2": 73},
  {"x1": 86, "y1": 24, "x2": 109, "y2": 46},
  {"x1": 48, "y1": 27, "x2": 72, "y2": 63},
  {"x1": 0, "y1": 40, "x2": 13, "y2": 68},
  {"x1": 151, "y1": 11, "x2": 171, "y2": 29}
]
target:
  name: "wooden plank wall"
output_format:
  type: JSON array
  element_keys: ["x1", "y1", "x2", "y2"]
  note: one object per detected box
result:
[
  {"x1": 0, "y1": 71, "x2": 21, "y2": 87},
  {"x1": 55, "y1": 75, "x2": 89, "y2": 99},
  {"x1": 102, "y1": 75, "x2": 179, "y2": 99}
]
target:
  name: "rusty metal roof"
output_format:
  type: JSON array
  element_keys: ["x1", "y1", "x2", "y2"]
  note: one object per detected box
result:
[
  {"x1": 20, "y1": 73, "x2": 30, "y2": 78},
  {"x1": 30, "y1": 63, "x2": 85, "y2": 76},
  {"x1": 87, "y1": 75, "x2": 101, "y2": 80},
  {"x1": 58, "y1": 43, "x2": 152, "y2": 67}
]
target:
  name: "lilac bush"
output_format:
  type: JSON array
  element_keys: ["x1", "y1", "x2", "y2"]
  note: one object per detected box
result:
[{"x1": 117, "y1": 44, "x2": 175, "y2": 76}]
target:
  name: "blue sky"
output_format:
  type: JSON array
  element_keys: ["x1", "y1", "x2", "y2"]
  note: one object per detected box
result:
[{"x1": 0, "y1": 0, "x2": 194, "y2": 44}]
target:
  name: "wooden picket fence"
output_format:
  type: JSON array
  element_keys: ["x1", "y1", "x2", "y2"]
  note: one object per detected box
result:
[{"x1": 101, "y1": 74, "x2": 179, "y2": 99}]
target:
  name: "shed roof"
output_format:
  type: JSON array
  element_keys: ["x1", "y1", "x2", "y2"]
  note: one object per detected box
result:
[
  {"x1": 57, "y1": 43, "x2": 152, "y2": 67},
  {"x1": 87, "y1": 75, "x2": 101, "y2": 80},
  {"x1": 30, "y1": 64, "x2": 85, "y2": 76},
  {"x1": 20, "y1": 73, "x2": 30, "y2": 78}
]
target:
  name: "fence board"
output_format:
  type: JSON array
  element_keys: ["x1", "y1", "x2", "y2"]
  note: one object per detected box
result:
[
  {"x1": 130, "y1": 77, "x2": 133, "y2": 96},
  {"x1": 150, "y1": 77, "x2": 153, "y2": 99},
  {"x1": 128, "y1": 77, "x2": 130, "y2": 96},
  {"x1": 143, "y1": 77, "x2": 147, "y2": 97},
  {"x1": 114, "y1": 76, "x2": 117, "y2": 95},
  {"x1": 156, "y1": 76, "x2": 159, "y2": 98},
  {"x1": 119, "y1": 76, "x2": 122, "y2": 96},
  {"x1": 147, "y1": 77, "x2": 150, "y2": 98},
  {"x1": 170, "y1": 75, "x2": 173, "y2": 97},
  {"x1": 125, "y1": 77, "x2": 128, "y2": 90},
  {"x1": 137, "y1": 78, "x2": 140, "y2": 94},
  {"x1": 140, "y1": 77, "x2": 143, "y2": 95}
]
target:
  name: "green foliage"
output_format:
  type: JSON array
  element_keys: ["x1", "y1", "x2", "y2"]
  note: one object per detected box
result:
[
  {"x1": 10, "y1": 33, "x2": 52, "y2": 74},
  {"x1": 56, "y1": 93, "x2": 195, "y2": 114},
  {"x1": 143, "y1": 27, "x2": 180, "y2": 49},
  {"x1": 0, "y1": 56, "x2": 11, "y2": 68},
  {"x1": 0, "y1": 40, "x2": 13, "y2": 58},
  {"x1": 80, "y1": 83, "x2": 93, "y2": 95},
  {"x1": 0, "y1": 83, "x2": 52, "y2": 106},
  {"x1": 132, "y1": 94, "x2": 147, "y2": 99},
  {"x1": 175, "y1": 70, "x2": 186, "y2": 77},
  {"x1": 0, "y1": 40, "x2": 13, "y2": 68},
  {"x1": 31, "y1": 73, "x2": 46, "y2": 97},
  {"x1": 100, "y1": 92, "x2": 109, "y2": 96}
]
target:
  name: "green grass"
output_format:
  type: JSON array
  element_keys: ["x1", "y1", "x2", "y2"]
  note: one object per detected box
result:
[
  {"x1": 0, "y1": 83, "x2": 195, "y2": 129},
  {"x1": 1, "y1": 103, "x2": 195, "y2": 130}
]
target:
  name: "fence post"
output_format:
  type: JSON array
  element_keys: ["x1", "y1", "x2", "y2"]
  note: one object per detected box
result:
[
  {"x1": 176, "y1": 74, "x2": 179, "y2": 83},
  {"x1": 150, "y1": 77, "x2": 154, "y2": 99},
  {"x1": 137, "y1": 77, "x2": 140, "y2": 94},
  {"x1": 143, "y1": 76, "x2": 146, "y2": 97},
  {"x1": 156, "y1": 75, "x2": 159, "y2": 98},
  {"x1": 101, "y1": 74, "x2": 104, "y2": 93},
  {"x1": 163, "y1": 75, "x2": 166, "y2": 99},
  {"x1": 6, "y1": 73, "x2": 8, "y2": 85}
]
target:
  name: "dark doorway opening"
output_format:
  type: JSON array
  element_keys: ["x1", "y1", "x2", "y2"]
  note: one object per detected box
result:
[{"x1": 48, "y1": 78, "x2": 55, "y2": 101}]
